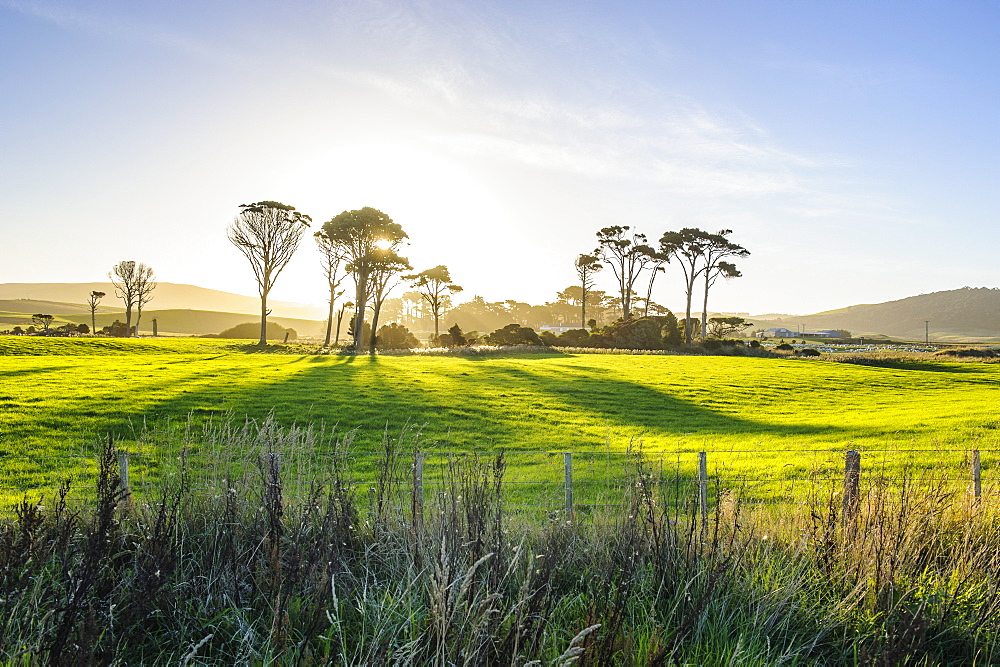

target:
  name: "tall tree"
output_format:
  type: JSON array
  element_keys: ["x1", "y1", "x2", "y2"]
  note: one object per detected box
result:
[
  {"x1": 87, "y1": 290, "x2": 105, "y2": 334},
  {"x1": 110, "y1": 260, "x2": 155, "y2": 337},
  {"x1": 658, "y1": 228, "x2": 712, "y2": 344},
  {"x1": 366, "y1": 250, "x2": 411, "y2": 353},
  {"x1": 594, "y1": 226, "x2": 654, "y2": 320},
  {"x1": 314, "y1": 230, "x2": 348, "y2": 347},
  {"x1": 407, "y1": 265, "x2": 463, "y2": 340},
  {"x1": 641, "y1": 250, "x2": 669, "y2": 318},
  {"x1": 574, "y1": 254, "x2": 602, "y2": 329},
  {"x1": 228, "y1": 201, "x2": 311, "y2": 346},
  {"x1": 322, "y1": 207, "x2": 407, "y2": 351},
  {"x1": 31, "y1": 314, "x2": 54, "y2": 332},
  {"x1": 699, "y1": 230, "x2": 749, "y2": 338},
  {"x1": 133, "y1": 264, "x2": 157, "y2": 336}
]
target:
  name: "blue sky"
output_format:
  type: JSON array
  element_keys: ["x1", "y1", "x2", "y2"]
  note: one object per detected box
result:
[{"x1": 1, "y1": 0, "x2": 997, "y2": 316}]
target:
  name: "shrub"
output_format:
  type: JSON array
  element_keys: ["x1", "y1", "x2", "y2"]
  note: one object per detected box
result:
[
  {"x1": 935, "y1": 348, "x2": 1000, "y2": 358},
  {"x1": 775, "y1": 343, "x2": 794, "y2": 351},
  {"x1": 598, "y1": 315, "x2": 680, "y2": 350},
  {"x1": 484, "y1": 323, "x2": 542, "y2": 346},
  {"x1": 797, "y1": 348, "x2": 821, "y2": 357},
  {"x1": 437, "y1": 323, "x2": 467, "y2": 348},
  {"x1": 216, "y1": 321, "x2": 297, "y2": 341},
  {"x1": 557, "y1": 328, "x2": 593, "y2": 347},
  {"x1": 749, "y1": 339, "x2": 761, "y2": 349},
  {"x1": 101, "y1": 320, "x2": 132, "y2": 337},
  {"x1": 376, "y1": 323, "x2": 419, "y2": 349}
]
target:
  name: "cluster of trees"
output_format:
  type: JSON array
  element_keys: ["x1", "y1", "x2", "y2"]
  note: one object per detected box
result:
[
  {"x1": 227, "y1": 202, "x2": 752, "y2": 352},
  {"x1": 584, "y1": 226, "x2": 749, "y2": 344},
  {"x1": 229, "y1": 202, "x2": 462, "y2": 350}
]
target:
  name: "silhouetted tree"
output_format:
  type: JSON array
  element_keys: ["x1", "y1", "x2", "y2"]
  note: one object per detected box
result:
[
  {"x1": 658, "y1": 228, "x2": 712, "y2": 344},
  {"x1": 322, "y1": 207, "x2": 407, "y2": 351},
  {"x1": 707, "y1": 316, "x2": 753, "y2": 338},
  {"x1": 110, "y1": 261, "x2": 155, "y2": 337},
  {"x1": 228, "y1": 201, "x2": 311, "y2": 345},
  {"x1": 87, "y1": 291, "x2": 105, "y2": 334},
  {"x1": 642, "y1": 250, "x2": 669, "y2": 318},
  {"x1": 574, "y1": 253, "x2": 602, "y2": 329},
  {"x1": 698, "y1": 230, "x2": 749, "y2": 338},
  {"x1": 133, "y1": 265, "x2": 156, "y2": 336},
  {"x1": 366, "y1": 250, "x2": 411, "y2": 353},
  {"x1": 314, "y1": 230, "x2": 349, "y2": 347},
  {"x1": 407, "y1": 265, "x2": 462, "y2": 339},
  {"x1": 595, "y1": 226, "x2": 654, "y2": 320},
  {"x1": 335, "y1": 301, "x2": 353, "y2": 345},
  {"x1": 31, "y1": 314, "x2": 54, "y2": 332}
]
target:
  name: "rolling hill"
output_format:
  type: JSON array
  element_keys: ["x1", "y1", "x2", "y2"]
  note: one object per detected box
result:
[
  {"x1": 752, "y1": 287, "x2": 1000, "y2": 341},
  {"x1": 0, "y1": 283, "x2": 324, "y2": 320}
]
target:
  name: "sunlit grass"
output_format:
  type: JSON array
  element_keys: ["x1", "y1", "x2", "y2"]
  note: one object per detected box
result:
[{"x1": 1, "y1": 336, "x2": 998, "y2": 502}]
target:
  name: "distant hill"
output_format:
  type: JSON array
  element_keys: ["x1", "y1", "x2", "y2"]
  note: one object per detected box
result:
[
  {"x1": 0, "y1": 299, "x2": 122, "y2": 315},
  {"x1": 753, "y1": 287, "x2": 1000, "y2": 341},
  {"x1": 60, "y1": 309, "x2": 327, "y2": 338},
  {"x1": 0, "y1": 283, "x2": 324, "y2": 320}
]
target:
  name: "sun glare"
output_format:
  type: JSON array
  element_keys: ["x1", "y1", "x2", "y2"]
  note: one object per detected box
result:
[{"x1": 375, "y1": 238, "x2": 393, "y2": 250}]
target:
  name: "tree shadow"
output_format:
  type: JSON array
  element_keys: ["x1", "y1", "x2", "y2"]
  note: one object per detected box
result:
[{"x1": 122, "y1": 354, "x2": 847, "y2": 454}]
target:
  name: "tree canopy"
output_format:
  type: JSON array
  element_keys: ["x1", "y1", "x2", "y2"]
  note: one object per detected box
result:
[{"x1": 228, "y1": 201, "x2": 310, "y2": 345}]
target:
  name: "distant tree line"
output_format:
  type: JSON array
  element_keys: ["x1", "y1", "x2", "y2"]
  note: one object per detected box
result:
[{"x1": 223, "y1": 201, "x2": 754, "y2": 352}]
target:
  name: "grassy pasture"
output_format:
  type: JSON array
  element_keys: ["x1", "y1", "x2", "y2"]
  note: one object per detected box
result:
[{"x1": 1, "y1": 336, "x2": 998, "y2": 505}]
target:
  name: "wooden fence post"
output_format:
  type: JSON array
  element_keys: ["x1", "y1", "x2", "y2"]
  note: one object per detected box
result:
[
  {"x1": 698, "y1": 452, "x2": 708, "y2": 529},
  {"x1": 117, "y1": 451, "x2": 130, "y2": 495},
  {"x1": 971, "y1": 449, "x2": 982, "y2": 501},
  {"x1": 564, "y1": 452, "x2": 573, "y2": 521},
  {"x1": 843, "y1": 450, "x2": 861, "y2": 525}
]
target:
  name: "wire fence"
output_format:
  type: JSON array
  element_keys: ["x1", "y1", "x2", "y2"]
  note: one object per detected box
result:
[{"x1": 0, "y1": 446, "x2": 993, "y2": 518}]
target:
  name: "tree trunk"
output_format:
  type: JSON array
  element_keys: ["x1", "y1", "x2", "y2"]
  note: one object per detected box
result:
[
  {"x1": 352, "y1": 275, "x2": 367, "y2": 350},
  {"x1": 369, "y1": 301, "x2": 382, "y2": 354},
  {"x1": 135, "y1": 306, "x2": 143, "y2": 337},
  {"x1": 124, "y1": 304, "x2": 133, "y2": 338},
  {"x1": 335, "y1": 307, "x2": 345, "y2": 345},
  {"x1": 259, "y1": 290, "x2": 268, "y2": 346},
  {"x1": 683, "y1": 275, "x2": 695, "y2": 345},
  {"x1": 432, "y1": 301, "x2": 440, "y2": 340},
  {"x1": 324, "y1": 293, "x2": 334, "y2": 347},
  {"x1": 700, "y1": 272, "x2": 711, "y2": 339},
  {"x1": 580, "y1": 290, "x2": 587, "y2": 330},
  {"x1": 91, "y1": 308, "x2": 96, "y2": 335},
  {"x1": 644, "y1": 270, "x2": 659, "y2": 318}
]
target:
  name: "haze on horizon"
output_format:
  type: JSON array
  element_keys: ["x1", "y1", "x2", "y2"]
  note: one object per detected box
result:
[{"x1": 2, "y1": 0, "x2": 997, "y2": 317}]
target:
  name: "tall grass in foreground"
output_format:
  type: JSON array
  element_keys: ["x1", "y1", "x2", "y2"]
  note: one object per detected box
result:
[{"x1": 1, "y1": 422, "x2": 999, "y2": 664}]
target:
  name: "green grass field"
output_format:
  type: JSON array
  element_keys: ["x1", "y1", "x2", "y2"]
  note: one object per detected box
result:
[{"x1": 1, "y1": 336, "x2": 998, "y2": 503}]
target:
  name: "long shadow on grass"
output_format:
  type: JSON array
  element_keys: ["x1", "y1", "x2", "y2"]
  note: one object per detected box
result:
[
  {"x1": 123, "y1": 354, "x2": 844, "y2": 452},
  {"x1": 474, "y1": 364, "x2": 843, "y2": 439}
]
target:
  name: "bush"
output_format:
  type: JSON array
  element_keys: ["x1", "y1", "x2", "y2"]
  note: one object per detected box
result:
[
  {"x1": 484, "y1": 323, "x2": 542, "y2": 346},
  {"x1": 775, "y1": 343, "x2": 794, "y2": 351},
  {"x1": 216, "y1": 321, "x2": 297, "y2": 341},
  {"x1": 935, "y1": 348, "x2": 1000, "y2": 358},
  {"x1": 557, "y1": 328, "x2": 593, "y2": 347},
  {"x1": 797, "y1": 348, "x2": 821, "y2": 357},
  {"x1": 436, "y1": 324, "x2": 467, "y2": 348},
  {"x1": 598, "y1": 314, "x2": 681, "y2": 350},
  {"x1": 749, "y1": 339, "x2": 761, "y2": 349},
  {"x1": 101, "y1": 320, "x2": 132, "y2": 337},
  {"x1": 376, "y1": 323, "x2": 419, "y2": 349}
]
